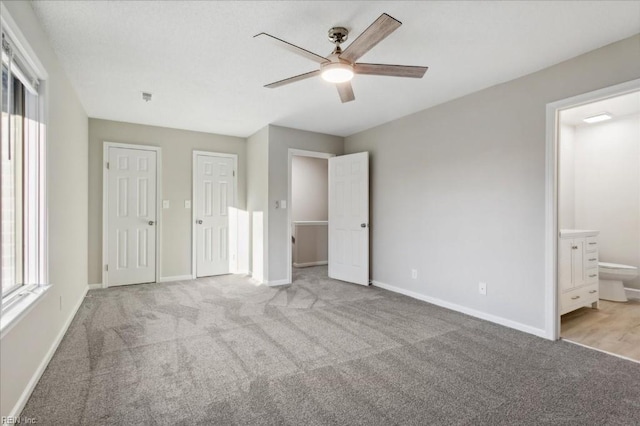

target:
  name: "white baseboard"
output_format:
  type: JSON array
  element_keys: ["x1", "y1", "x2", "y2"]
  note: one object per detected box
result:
[
  {"x1": 249, "y1": 273, "x2": 264, "y2": 285},
  {"x1": 98, "y1": 275, "x2": 194, "y2": 287},
  {"x1": 372, "y1": 280, "x2": 548, "y2": 339},
  {"x1": 158, "y1": 275, "x2": 193, "y2": 283},
  {"x1": 625, "y1": 287, "x2": 640, "y2": 300},
  {"x1": 266, "y1": 279, "x2": 290, "y2": 287},
  {"x1": 8, "y1": 285, "x2": 89, "y2": 418},
  {"x1": 293, "y1": 260, "x2": 328, "y2": 268}
]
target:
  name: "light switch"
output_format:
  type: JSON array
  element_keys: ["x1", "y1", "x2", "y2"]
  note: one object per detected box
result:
[
  {"x1": 162, "y1": 200, "x2": 170, "y2": 209},
  {"x1": 280, "y1": 200, "x2": 287, "y2": 209},
  {"x1": 184, "y1": 200, "x2": 191, "y2": 209}
]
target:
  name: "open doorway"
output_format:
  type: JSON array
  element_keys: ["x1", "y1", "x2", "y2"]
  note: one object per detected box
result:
[
  {"x1": 286, "y1": 149, "x2": 370, "y2": 286},
  {"x1": 288, "y1": 150, "x2": 333, "y2": 284},
  {"x1": 546, "y1": 80, "x2": 640, "y2": 361},
  {"x1": 557, "y1": 90, "x2": 640, "y2": 361}
]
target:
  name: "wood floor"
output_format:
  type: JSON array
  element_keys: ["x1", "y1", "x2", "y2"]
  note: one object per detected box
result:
[{"x1": 561, "y1": 298, "x2": 640, "y2": 362}]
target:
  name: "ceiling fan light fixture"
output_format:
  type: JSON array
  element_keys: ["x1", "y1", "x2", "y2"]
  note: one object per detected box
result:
[
  {"x1": 257, "y1": 13, "x2": 426, "y2": 103},
  {"x1": 321, "y1": 62, "x2": 354, "y2": 83}
]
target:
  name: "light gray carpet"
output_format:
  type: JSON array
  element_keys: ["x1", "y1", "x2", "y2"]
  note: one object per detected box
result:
[{"x1": 22, "y1": 266, "x2": 640, "y2": 425}]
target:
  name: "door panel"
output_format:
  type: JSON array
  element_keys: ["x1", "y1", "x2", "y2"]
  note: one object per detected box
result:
[
  {"x1": 108, "y1": 147, "x2": 157, "y2": 286},
  {"x1": 329, "y1": 152, "x2": 369, "y2": 285},
  {"x1": 572, "y1": 240, "x2": 585, "y2": 287},
  {"x1": 559, "y1": 238, "x2": 573, "y2": 292},
  {"x1": 195, "y1": 155, "x2": 235, "y2": 277}
]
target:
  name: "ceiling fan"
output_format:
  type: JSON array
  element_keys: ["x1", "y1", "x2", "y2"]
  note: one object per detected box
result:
[{"x1": 255, "y1": 13, "x2": 428, "y2": 103}]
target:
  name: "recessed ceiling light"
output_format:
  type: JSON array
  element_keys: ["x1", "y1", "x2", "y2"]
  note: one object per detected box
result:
[{"x1": 583, "y1": 112, "x2": 612, "y2": 123}]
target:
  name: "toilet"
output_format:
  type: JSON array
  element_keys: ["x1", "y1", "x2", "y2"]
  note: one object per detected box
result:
[{"x1": 598, "y1": 262, "x2": 638, "y2": 302}]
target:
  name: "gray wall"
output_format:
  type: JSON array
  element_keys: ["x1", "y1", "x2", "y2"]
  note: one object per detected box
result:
[
  {"x1": 293, "y1": 223, "x2": 328, "y2": 266},
  {"x1": 345, "y1": 35, "x2": 640, "y2": 332},
  {"x1": 558, "y1": 124, "x2": 576, "y2": 229},
  {"x1": 1, "y1": 1, "x2": 88, "y2": 417},
  {"x1": 247, "y1": 126, "x2": 269, "y2": 281},
  {"x1": 292, "y1": 156, "x2": 328, "y2": 222},
  {"x1": 267, "y1": 125, "x2": 343, "y2": 283},
  {"x1": 88, "y1": 119, "x2": 246, "y2": 282}
]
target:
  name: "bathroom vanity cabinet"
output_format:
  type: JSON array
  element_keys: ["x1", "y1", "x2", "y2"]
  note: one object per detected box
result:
[{"x1": 559, "y1": 230, "x2": 599, "y2": 315}]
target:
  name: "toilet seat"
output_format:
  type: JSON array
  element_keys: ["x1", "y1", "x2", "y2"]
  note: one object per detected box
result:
[
  {"x1": 599, "y1": 262, "x2": 637, "y2": 280},
  {"x1": 599, "y1": 262, "x2": 637, "y2": 271}
]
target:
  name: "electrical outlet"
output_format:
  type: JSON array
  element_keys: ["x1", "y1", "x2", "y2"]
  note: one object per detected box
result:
[
  {"x1": 479, "y1": 282, "x2": 487, "y2": 295},
  {"x1": 411, "y1": 269, "x2": 418, "y2": 280}
]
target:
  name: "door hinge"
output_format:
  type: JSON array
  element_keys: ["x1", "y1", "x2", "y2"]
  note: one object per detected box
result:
[
  {"x1": 105, "y1": 264, "x2": 109, "y2": 271},
  {"x1": 106, "y1": 162, "x2": 110, "y2": 170},
  {"x1": 233, "y1": 170, "x2": 235, "y2": 177}
]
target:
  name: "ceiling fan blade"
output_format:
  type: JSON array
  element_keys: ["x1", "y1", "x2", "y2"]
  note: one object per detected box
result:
[
  {"x1": 339, "y1": 13, "x2": 401, "y2": 63},
  {"x1": 336, "y1": 82, "x2": 355, "y2": 103},
  {"x1": 264, "y1": 70, "x2": 321, "y2": 88},
  {"x1": 355, "y1": 63, "x2": 428, "y2": 78},
  {"x1": 254, "y1": 33, "x2": 328, "y2": 64}
]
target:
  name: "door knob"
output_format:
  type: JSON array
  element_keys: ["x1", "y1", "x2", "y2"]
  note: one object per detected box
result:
[
  {"x1": 361, "y1": 223, "x2": 367, "y2": 228},
  {"x1": 148, "y1": 220, "x2": 155, "y2": 226},
  {"x1": 196, "y1": 220, "x2": 203, "y2": 224}
]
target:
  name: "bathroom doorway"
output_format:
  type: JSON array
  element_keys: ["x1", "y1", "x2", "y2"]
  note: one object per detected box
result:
[{"x1": 550, "y1": 83, "x2": 640, "y2": 361}]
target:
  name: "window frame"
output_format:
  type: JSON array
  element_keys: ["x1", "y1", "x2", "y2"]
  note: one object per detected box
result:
[{"x1": 0, "y1": 4, "x2": 49, "y2": 336}]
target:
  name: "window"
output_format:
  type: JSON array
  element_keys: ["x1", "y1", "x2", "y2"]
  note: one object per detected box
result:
[{"x1": 1, "y1": 29, "x2": 45, "y2": 307}]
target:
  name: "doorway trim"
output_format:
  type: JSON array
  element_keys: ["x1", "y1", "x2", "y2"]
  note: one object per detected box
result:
[
  {"x1": 102, "y1": 142, "x2": 163, "y2": 288},
  {"x1": 544, "y1": 78, "x2": 640, "y2": 340},
  {"x1": 286, "y1": 149, "x2": 336, "y2": 285},
  {"x1": 191, "y1": 151, "x2": 238, "y2": 279}
]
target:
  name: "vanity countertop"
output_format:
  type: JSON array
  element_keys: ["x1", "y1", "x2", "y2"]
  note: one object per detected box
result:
[{"x1": 560, "y1": 229, "x2": 600, "y2": 238}]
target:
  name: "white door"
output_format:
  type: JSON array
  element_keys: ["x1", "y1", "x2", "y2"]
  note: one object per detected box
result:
[
  {"x1": 195, "y1": 154, "x2": 235, "y2": 277},
  {"x1": 107, "y1": 147, "x2": 157, "y2": 286},
  {"x1": 328, "y1": 152, "x2": 369, "y2": 285}
]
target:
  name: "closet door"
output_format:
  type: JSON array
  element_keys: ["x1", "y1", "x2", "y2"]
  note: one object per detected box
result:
[
  {"x1": 194, "y1": 154, "x2": 236, "y2": 277},
  {"x1": 107, "y1": 147, "x2": 157, "y2": 286}
]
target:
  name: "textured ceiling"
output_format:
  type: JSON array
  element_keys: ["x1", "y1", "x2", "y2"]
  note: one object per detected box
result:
[{"x1": 31, "y1": 1, "x2": 640, "y2": 137}]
